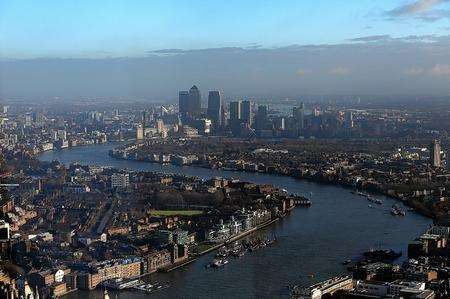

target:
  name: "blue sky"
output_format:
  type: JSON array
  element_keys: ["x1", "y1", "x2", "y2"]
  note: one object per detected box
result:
[
  {"x1": 1, "y1": 0, "x2": 450, "y2": 58},
  {"x1": 1, "y1": 1, "x2": 450, "y2": 98}
]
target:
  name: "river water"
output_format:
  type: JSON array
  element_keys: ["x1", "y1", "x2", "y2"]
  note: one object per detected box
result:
[{"x1": 38, "y1": 143, "x2": 431, "y2": 299}]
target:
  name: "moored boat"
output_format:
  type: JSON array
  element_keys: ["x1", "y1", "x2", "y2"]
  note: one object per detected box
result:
[{"x1": 211, "y1": 258, "x2": 229, "y2": 268}]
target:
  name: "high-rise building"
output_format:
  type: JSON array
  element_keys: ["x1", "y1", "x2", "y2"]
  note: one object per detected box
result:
[
  {"x1": 241, "y1": 100, "x2": 252, "y2": 125},
  {"x1": 430, "y1": 140, "x2": 442, "y2": 168},
  {"x1": 274, "y1": 117, "x2": 285, "y2": 131},
  {"x1": 179, "y1": 91, "x2": 190, "y2": 116},
  {"x1": 255, "y1": 105, "x2": 268, "y2": 130},
  {"x1": 188, "y1": 85, "x2": 201, "y2": 117},
  {"x1": 221, "y1": 106, "x2": 228, "y2": 127},
  {"x1": 136, "y1": 124, "x2": 144, "y2": 140},
  {"x1": 179, "y1": 85, "x2": 202, "y2": 118},
  {"x1": 229, "y1": 101, "x2": 242, "y2": 121},
  {"x1": 292, "y1": 103, "x2": 305, "y2": 130},
  {"x1": 344, "y1": 111, "x2": 354, "y2": 129},
  {"x1": 207, "y1": 91, "x2": 222, "y2": 127}
]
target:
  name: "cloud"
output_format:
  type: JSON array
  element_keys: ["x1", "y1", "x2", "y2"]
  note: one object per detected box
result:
[
  {"x1": 3, "y1": 34, "x2": 450, "y2": 99},
  {"x1": 388, "y1": 0, "x2": 446, "y2": 16},
  {"x1": 404, "y1": 67, "x2": 425, "y2": 75},
  {"x1": 349, "y1": 34, "x2": 438, "y2": 44},
  {"x1": 416, "y1": 9, "x2": 450, "y2": 21},
  {"x1": 246, "y1": 43, "x2": 262, "y2": 49},
  {"x1": 328, "y1": 67, "x2": 351, "y2": 75},
  {"x1": 296, "y1": 68, "x2": 311, "y2": 76},
  {"x1": 387, "y1": 0, "x2": 450, "y2": 21},
  {"x1": 349, "y1": 35, "x2": 391, "y2": 42},
  {"x1": 429, "y1": 64, "x2": 450, "y2": 76},
  {"x1": 150, "y1": 48, "x2": 185, "y2": 54},
  {"x1": 403, "y1": 67, "x2": 425, "y2": 76},
  {"x1": 404, "y1": 64, "x2": 450, "y2": 76}
]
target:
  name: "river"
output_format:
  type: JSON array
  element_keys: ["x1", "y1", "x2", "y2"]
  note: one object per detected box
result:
[{"x1": 38, "y1": 143, "x2": 432, "y2": 299}]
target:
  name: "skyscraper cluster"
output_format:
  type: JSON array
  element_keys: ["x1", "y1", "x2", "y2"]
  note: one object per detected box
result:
[
  {"x1": 177, "y1": 85, "x2": 312, "y2": 138},
  {"x1": 179, "y1": 86, "x2": 224, "y2": 132},
  {"x1": 179, "y1": 85, "x2": 202, "y2": 119}
]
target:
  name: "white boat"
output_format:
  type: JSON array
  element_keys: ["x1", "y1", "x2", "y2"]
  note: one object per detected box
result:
[{"x1": 212, "y1": 258, "x2": 229, "y2": 267}]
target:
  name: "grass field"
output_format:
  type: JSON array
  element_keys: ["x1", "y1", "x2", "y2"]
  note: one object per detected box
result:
[{"x1": 150, "y1": 210, "x2": 203, "y2": 216}]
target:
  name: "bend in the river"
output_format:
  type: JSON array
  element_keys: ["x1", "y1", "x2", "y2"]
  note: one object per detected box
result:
[{"x1": 38, "y1": 143, "x2": 431, "y2": 299}]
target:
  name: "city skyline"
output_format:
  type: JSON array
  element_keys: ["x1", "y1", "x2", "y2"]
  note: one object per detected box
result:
[{"x1": 4, "y1": 2, "x2": 450, "y2": 299}]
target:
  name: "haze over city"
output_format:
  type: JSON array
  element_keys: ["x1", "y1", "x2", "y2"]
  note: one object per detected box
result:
[
  {"x1": 1, "y1": 0, "x2": 450, "y2": 99},
  {"x1": 4, "y1": 2, "x2": 450, "y2": 299}
]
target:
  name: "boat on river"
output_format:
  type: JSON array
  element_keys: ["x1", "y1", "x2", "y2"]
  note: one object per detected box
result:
[
  {"x1": 211, "y1": 259, "x2": 229, "y2": 268},
  {"x1": 102, "y1": 278, "x2": 141, "y2": 290},
  {"x1": 363, "y1": 249, "x2": 402, "y2": 262},
  {"x1": 132, "y1": 281, "x2": 170, "y2": 294},
  {"x1": 216, "y1": 247, "x2": 229, "y2": 258},
  {"x1": 342, "y1": 259, "x2": 352, "y2": 265},
  {"x1": 391, "y1": 204, "x2": 406, "y2": 216}
]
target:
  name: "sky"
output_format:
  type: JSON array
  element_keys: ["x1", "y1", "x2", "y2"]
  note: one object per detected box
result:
[{"x1": 1, "y1": 0, "x2": 450, "y2": 99}]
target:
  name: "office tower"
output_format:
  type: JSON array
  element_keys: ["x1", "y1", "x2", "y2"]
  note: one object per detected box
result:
[
  {"x1": 275, "y1": 117, "x2": 285, "y2": 130},
  {"x1": 292, "y1": 103, "x2": 305, "y2": 130},
  {"x1": 136, "y1": 124, "x2": 144, "y2": 140},
  {"x1": 344, "y1": 111, "x2": 354, "y2": 128},
  {"x1": 188, "y1": 85, "x2": 201, "y2": 117},
  {"x1": 221, "y1": 106, "x2": 228, "y2": 127},
  {"x1": 207, "y1": 91, "x2": 222, "y2": 126},
  {"x1": 241, "y1": 100, "x2": 252, "y2": 125},
  {"x1": 430, "y1": 140, "x2": 442, "y2": 168},
  {"x1": 255, "y1": 105, "x2": 268, "y2": 130},
  {"x1": 229, "y1": 101, "x2": 242, "y2": 121},
  {"x1": 179, "y1": 91, "x2": 190, "y2": 116}
]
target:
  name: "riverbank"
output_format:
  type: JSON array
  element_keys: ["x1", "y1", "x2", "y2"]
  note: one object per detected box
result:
[
  {"x1": 163, "y1": 217, "x2": 281, "y2": 272},
  {"x1": 39, "y1": 143, "x2": 432, "y2": 299},
  {"x1": 109, "y1": 151, "x2": 435, "y2": 222}
]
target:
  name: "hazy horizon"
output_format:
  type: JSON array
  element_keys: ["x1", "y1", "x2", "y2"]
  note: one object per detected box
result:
[{"x1": 1, "y1": 0, "x2": 450, "y2": 100}]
